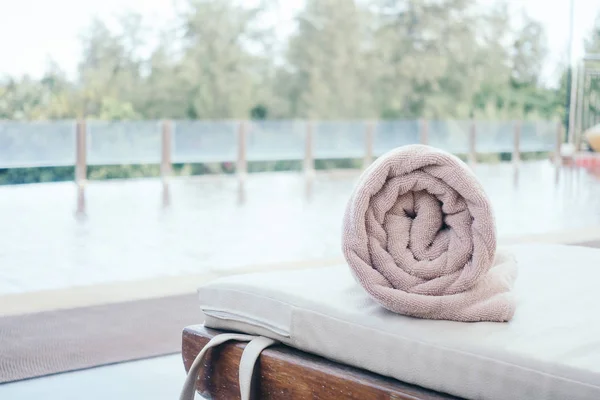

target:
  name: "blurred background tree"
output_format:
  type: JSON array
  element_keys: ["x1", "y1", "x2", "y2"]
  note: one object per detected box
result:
[
  {"x1": 1, "y1": 0, "x2": 597, "y2": 184},
  {"x1": 0, "y1": 0, "x2": 583, "y2": 122}
]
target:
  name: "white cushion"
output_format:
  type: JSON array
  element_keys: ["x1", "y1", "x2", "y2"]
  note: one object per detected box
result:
[{"x1": 198, "y1": 244, "x2": 600, "y2": 400}]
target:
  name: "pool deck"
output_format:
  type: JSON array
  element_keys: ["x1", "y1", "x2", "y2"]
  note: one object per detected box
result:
[
  {"x1": 0, "y1": 354, "x2": 188, "y2": 400},
  {"x1": 2, "y1": 161, "x2": 600, "y2": 399}
]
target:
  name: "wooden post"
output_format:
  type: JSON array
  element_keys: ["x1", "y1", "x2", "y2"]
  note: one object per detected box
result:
[
  {"x1": 161, "y1": 120, "x2": 173, "y2": 179},
  {"x1": 555, "y1": 121, "x2": 563, "y2": 185},
  {"x1": 575, "y1": 63, "x2": 585, "y2": 151},
  {"x1": 512, "y1": 120, "x2": 521, "y2": 188},
  {"x1": 583, "y1": 73, "x2": 590, "y2": 132},
  {"x1": 568, "y1": 61, "x2": 579, "y2": 145},
  {"x1": 304, "y1": 120, "x2": 315, "y2": 176},
  {"x1": 363, "y1": 120, "x2": 375, "y2": 168},
  {"x1": 75, "y1": 119, "x2": 87, "y2": 215},
  {"x1": 555, "y1": 122, "x2": 563, "y2": 167},
  {"x1": 237, "y1": 120, "x2": 248, "y2": 203},
  {"x1": 513, "y1": 120, "x2": 521, "y2": 167},
  {"x1": 304, "y1": 120, "x2": 315, "y2": 200},
  {"x1": 161, "y1": 120, "x2": 173, "y2": 207},
  {"x1": 468, "y1": 120, "x2": 476, "y2": 167},
  {"x1": 419, "y1": 119, "x2": 428, "y2": 145}
]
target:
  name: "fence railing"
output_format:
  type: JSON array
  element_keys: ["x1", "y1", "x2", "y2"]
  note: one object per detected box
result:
[
  {"x1": 0, "y1": 119, "x2": 561, "y2": 168},
  {"x1": 0, "y1": 119, "x2": 562, "y2": 213}
]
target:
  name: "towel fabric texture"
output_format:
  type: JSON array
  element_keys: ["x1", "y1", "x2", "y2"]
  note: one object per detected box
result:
[{"x1": 342, "y1": 144, "x2": 517, "y2": 322}]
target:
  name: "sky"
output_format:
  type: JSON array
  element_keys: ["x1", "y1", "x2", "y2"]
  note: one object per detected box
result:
[{"x1": 0, "y1": 0, "x2": 598, "y2": 84}]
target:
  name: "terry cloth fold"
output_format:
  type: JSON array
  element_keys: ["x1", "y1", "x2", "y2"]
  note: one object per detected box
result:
[{"x1": 342, "y1": 144, "x2": 517, "y2": 322}]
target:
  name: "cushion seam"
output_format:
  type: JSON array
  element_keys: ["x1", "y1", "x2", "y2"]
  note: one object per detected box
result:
[
  {"x1": 294, "y1": 307, "x2": 600, "y2": 390},
  {"x1": 201, "y1": 286, "x2": 600, "y2": 390}
]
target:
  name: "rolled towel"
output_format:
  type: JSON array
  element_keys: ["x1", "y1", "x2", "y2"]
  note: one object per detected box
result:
[{"x1": 342, "y1": 144, "x2": 517, "y2": 322}]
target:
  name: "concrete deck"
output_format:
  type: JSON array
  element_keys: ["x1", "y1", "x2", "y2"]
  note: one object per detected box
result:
[{"x1": 0, "y1": 354, "x2": 190, "y2": 399}]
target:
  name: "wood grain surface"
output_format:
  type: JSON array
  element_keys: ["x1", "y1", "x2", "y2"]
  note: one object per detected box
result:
[{"x1": 182, "y1": 325, "x2": 460, "y2": 400}]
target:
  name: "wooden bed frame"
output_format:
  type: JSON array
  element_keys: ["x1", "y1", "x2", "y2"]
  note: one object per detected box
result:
[{"x1": 182, "y1": 325, "x2": 459, "y2": 399}]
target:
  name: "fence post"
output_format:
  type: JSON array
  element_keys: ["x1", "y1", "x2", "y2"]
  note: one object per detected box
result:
[
  {"x1": 161, "y1": 120, "x2": 173, "y2": 179},
  {"x1": 568, "y1": 61, "x2": 579, "y2": 145},
  {"x1": 419, "y1": 119, "x2": 428, "y2": 145},
  {"x1": 304, "y1": 120, "x2": 315, "y2": 177},
  {"x1": 555, "y1": 122, "x2": 563, "y2": 185},
  {"x1": 75, "y1": 119, "x2": 87, "y2": 215},
  {"x1": 237, "y1": 120, "x2": 248, "y2": 202},
  {"x1": 513, "y1": 120, "x2": 521, "y2": 168},
  {"x1": 363, "y1": 120, "x2": 375, "y2": 168},
  {"x1": 304, "y1": 120, "x2": 315, "y2": 200},
  {"x1": 161, "y1": 120, "x2": 173, "y2": 207},
  {"x1": 468, "y1": 120, "x2": 477, "y2": 167},
  {"x1": 555, "y1": 122, "x2": 563, "y2": 167},
  {"x1": 575, "y1": 63, "x2": 585, "y2": 151}
]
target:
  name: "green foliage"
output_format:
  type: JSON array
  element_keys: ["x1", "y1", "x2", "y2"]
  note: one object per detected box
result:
[
  {"x1": 0, "y1": 166, "x2": 74, "y2": 184},
  {"x1": 1, "y1": 0, "x2": 591, "y2": 184},
  {"x1": 248, "y1": 160, "x2": 302, "y2": 173},
  {"x1": 0, "y1": 0, "x2": 568, "y2": 123},
  {"x1": 314, "y1": 158, "x2": 362, "y2": 170},
  {"x1": 581, "y1": 15, "x2": 600, "y2": 131},
  {"x1": 87, "y1": 164, "x2": 160, "y2": 180},
  {"x1": 98, "y1": 98, "x2": 140, "y2": 120},
  {"x1": 586, "y1": 13, "x2": 600, "y2": 55},
  {"x1": 250, "y1": 104, "x2": 268, "y2": 120}
]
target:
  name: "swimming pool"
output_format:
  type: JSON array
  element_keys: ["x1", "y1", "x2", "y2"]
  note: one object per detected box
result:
[{"x1": 0, "y1": 161, "x2": 598, "y2": 295}]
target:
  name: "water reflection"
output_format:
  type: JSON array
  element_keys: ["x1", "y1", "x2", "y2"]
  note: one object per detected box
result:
[{"x1": 1, "y1": 161, "x2": 599, "y2": 295}]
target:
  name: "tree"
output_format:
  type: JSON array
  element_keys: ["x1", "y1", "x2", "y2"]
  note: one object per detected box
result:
[
  {"x1": 137, "y1": 31, "x2": 190, "y2": 119},
  {"x1": 469, "y1": 4, "x2": 558, "y2": 120},
  {"x1": 370, "y1": 0, "x2": 496, "y2": 118},
  {"x1": 77, "y1": 15, "x2": 145, "y2": 119},
  {"x1": 580, "y1": 12, "x2": 600, "y2": 128},
  {"x1": 511, "y1": 14, "x2": 546, "y2": 87},
  {"x1": 0, "y1": 0, "x2": 562, "y2": 122},
  {"x1": 284, "y1": 0, "x2": 373, "y2": 119},
  {"x1": 0, "y1": 61, "x2": 76, "y2": 120},
  {"x1": 177, "y1": 0, "x2": 268, "y2": 119},
  {"x1": 585, "y1": 12, "x2": 600, "y2": 55}
]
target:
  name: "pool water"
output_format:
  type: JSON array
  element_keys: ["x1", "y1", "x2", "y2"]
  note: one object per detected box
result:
[{"x1": 0, "y1": 161, "x2": 598, "y2": 295}]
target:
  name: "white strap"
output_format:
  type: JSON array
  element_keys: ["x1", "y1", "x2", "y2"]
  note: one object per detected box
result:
[
  {"x1": 180, "y1": 333, "x2": 277, "y2": 400},
  {"x1": 238, "y1": 336, "x2": 277, "y2": 399},
  {"x1": 179, "y1": 333, "x2": 255, "y2": 400}
]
